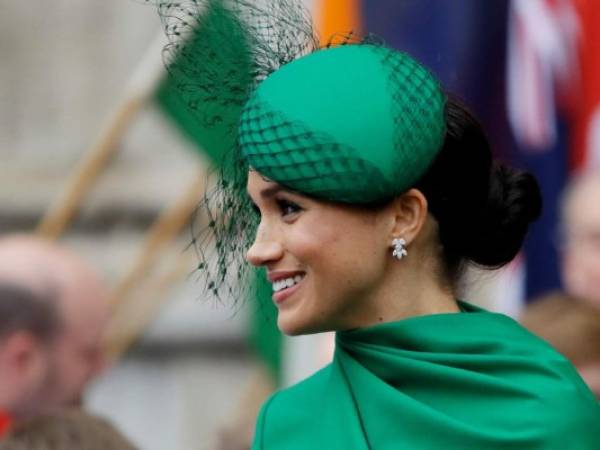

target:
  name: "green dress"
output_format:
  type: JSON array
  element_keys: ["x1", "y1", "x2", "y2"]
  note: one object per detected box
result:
[{"x1": 252, "y1": 302, "x2": 600, "y2": 449}]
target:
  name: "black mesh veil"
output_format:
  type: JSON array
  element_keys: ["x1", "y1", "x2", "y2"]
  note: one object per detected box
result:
[{"x1": 144, "y1": 0, "x2": 319, "y2": 306}]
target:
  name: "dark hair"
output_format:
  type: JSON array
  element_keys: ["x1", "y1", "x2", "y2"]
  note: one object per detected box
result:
[
  {"x1": 414, "y1": 96, "x2": 542, "y2": 282},
  {"x1": 0, "y1": 283, "x2": 61, "y2": 341}
]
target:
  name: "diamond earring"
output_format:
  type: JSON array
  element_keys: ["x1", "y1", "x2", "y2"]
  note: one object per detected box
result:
[{"x1": 392, "y1": 238, "x2": 408, "y2": 260}]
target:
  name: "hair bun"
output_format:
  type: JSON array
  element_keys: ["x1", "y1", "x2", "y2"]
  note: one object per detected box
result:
[
  {"x1": 465, "y1": 162, "x2": 542, "y2": 268},
  {"x1": 416, "y1": 97, "x2": 542, "y2": 280}
]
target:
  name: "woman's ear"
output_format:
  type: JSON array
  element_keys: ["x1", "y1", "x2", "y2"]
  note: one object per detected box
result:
[{"x1": 389, "y1": 188, "x2": 428, "y2": 244}]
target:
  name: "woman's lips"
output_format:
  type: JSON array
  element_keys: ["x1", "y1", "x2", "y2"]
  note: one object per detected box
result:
[{"x1": 271, "y1": 274, "x2": 305, "y2": 305}]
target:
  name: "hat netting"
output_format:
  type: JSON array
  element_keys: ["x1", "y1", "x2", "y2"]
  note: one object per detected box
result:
[{"x1": 239, "y1": 44, "x2": 445, "y2": 203}]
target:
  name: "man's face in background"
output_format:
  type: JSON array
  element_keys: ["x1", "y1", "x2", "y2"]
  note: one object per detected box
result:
[
  {"x1": 40, "y1": 275, "x2": 108, "y2": 409},
  {"x1": 0, "y1": 235, "x2": 109, "y2": 415},
  {"x1": 562, "y1": 174, "x2": 600, "y2": 309}
]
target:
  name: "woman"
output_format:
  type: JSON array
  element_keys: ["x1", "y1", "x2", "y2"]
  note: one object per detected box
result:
[
  {"x1": 242, "y1": 45, "x2": 599, "y2": 450},
  {"x1": 150, "y1": 1, "x2": 600, "y2": 448}
]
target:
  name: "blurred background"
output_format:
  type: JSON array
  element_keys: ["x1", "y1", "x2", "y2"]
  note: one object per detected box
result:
[{"x1": 1, "y1": 0, "x2": 598, "y2": 449}]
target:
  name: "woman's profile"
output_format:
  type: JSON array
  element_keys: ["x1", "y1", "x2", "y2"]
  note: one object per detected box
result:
[{"x1": 147, "y1": 0, "x2": 600, "y2": 448}]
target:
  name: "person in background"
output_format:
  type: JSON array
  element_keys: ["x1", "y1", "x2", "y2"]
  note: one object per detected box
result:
[
  {"x1": 560, "y1": 168, "x2": 600, "y2": 308},
  {"x1": 0, "y1": 235, "x2": 109, "y2": 436},
  {"x1": 0, "y1": 409, "x2": 136, "y2": 450},
  {"x1": 520, "y1": 170, "x2": 600, "y2": 398},
  {"x1": 0, "y1": 285, "x2": 60, "y2": 435},
  {"x1": 521, "y1": 291, "x2": 600, "y2": 398}
]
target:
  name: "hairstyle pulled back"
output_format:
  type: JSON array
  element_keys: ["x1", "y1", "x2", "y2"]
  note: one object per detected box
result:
[{"x1": 414, "y1": 97, "x2": 542, "y2": 282}]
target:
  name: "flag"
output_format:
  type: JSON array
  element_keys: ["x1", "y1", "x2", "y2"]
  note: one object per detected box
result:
[
  {"x1": 570, "y1": 0, "x2": 600, "y2": 169},
  {"x1": 154, "y1": 0, "x2": 253, "y2": 163},
  {"x1": 361, "y1": 0, "x2": 511, "y2": 157},
  {"x1": 506, "y1": 0, "x2": 569, "y2": 300}
]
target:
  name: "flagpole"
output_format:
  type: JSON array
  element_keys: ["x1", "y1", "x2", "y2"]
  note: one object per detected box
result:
[
  {"x1": 36, "y1": 32, "x2": 168, "y2": 239},
  {"x1": 107, "y1": 173, "x2": 206, "y2": 311},
  {"x1": 104, "y1": 245, "x2": 196, "y2": 361}
]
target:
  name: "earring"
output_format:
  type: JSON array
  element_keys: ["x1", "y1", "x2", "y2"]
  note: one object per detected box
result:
[{"x1": 392, "y1": 238, "x2": 408, "y2": 260}]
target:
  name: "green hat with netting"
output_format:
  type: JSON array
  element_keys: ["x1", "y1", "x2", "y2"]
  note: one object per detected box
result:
[
  {"x1": 239, "y1": 44, "x2": 445, "y2": 203},
  {"x1": 147, "y1": 0, "x2": 446, "y2": 303}
]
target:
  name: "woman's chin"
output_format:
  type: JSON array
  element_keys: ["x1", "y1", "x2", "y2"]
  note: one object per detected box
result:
[
  {"x1": 277, "y1": 313, "x2": 328, "y2": 336},
  {"x1": 277, "y1": 316, "x2": 306, "y2": 336}
]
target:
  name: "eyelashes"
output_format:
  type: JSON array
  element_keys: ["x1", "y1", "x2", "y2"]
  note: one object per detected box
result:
[
  {"x1": 249, "y1": 198, "x2": 303, "y2": 218},
  {"x1": 276, "y1": 199, "x2": 302, "y2": 217},
  {"x1": 251, "y1": 203, "x2": 261, "y2": 217}
]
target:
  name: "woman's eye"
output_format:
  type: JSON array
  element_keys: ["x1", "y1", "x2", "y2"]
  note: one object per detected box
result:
[{"x1": 276, "y1": 199, "x2": 302, "y2": 217}]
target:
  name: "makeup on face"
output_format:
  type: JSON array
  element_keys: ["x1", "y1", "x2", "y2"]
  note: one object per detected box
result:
[{"x1": 245, "y1": 170, "x2": 390, "y2": 335}]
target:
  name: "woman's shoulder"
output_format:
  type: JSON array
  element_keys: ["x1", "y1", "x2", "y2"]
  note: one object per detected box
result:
[
  {"x1": 261, "y1": 363, "x2": 332, "y2": 415},
  {"x1": 252, "y1": 364, "x2": 332, "y2": 450}
]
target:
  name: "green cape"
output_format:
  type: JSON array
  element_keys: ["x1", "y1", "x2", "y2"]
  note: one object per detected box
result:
[{"x1": 252, "y1": 302, "x2": 599, "y2": 449}]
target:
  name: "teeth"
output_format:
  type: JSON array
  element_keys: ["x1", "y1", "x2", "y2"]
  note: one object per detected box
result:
[{"x1": 272, "y1": 275, "x2": 304, "y2": 293}]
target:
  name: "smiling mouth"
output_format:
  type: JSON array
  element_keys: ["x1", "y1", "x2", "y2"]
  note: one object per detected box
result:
[{"x1": 272, "y1": 274, "x2": 305, "y2": 293}]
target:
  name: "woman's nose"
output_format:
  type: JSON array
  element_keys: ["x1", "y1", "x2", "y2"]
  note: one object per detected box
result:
[{"x1": 246, "y1": 225, "x2": 284, "y2": 266}]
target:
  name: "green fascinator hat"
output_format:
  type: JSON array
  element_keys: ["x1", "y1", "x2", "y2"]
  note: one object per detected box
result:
[
  {"x1": 149, "y1": 0, "x2": 446, "y2": 301},
  {"x1": 239, "y1": 44, "x2": 446, "y2": 203}
]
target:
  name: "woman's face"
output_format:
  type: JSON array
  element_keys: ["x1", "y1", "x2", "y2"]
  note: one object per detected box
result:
[{"x1": 246, "y1": 171, "x2": 392, "y2": 335}]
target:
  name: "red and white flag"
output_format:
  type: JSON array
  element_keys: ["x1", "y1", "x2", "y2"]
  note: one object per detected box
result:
[
  {"x1": 507, "y1": 0, "x2": 581, "y2": 151},
  {"x1": 570, "y1": 0, "x2": 600, "y2": 170}
]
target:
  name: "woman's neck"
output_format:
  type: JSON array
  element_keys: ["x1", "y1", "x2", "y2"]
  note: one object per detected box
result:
[{"x1": 340, "y1": 254, "x2": 459, "y2": 330}]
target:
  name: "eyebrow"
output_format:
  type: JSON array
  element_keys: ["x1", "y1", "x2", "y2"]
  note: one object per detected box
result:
[
  {"x1": 247, "y1": 184, "x2": 298, "y2": 204},
  {"x1": 259, "y1": 184, "x2": 285, "y2": 199}
]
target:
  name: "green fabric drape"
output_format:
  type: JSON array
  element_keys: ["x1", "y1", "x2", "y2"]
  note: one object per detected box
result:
[{"x1": 252, "y1": 302, "x2": 600, "y2": 449}]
